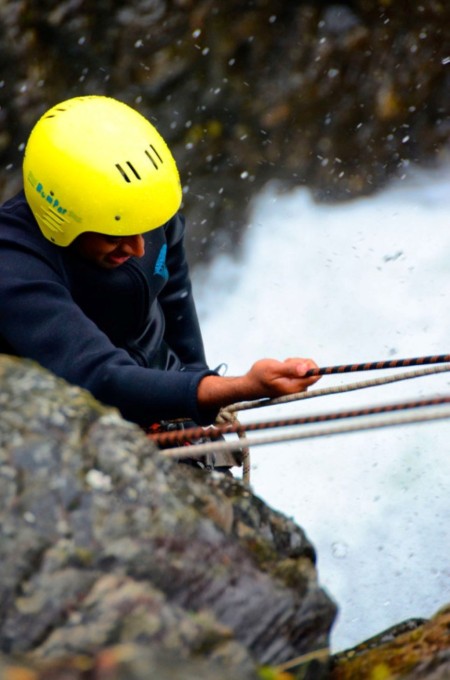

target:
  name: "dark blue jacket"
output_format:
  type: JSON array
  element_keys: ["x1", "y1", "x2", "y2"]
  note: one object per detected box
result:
[{"x1": 0, "y1": 191, "x2": 217, "y2": 426}]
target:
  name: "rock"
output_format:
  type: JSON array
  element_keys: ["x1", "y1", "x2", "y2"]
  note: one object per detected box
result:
[
  {"x1": 330, "y1": 606, "x2": 450, "y2": 679},
  {"x1": 1, "y1": 2, "x2": 450, "y2": 263},
  {"x1": 0, "y1": 354, "x2": 336, "y2": 678},
  {"x1": 0, "y1": 644, "x2": 255, "y2": 680}
]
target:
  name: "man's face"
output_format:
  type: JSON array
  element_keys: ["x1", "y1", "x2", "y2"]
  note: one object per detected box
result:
[{"x1": 73, "y1": 232, "x2": 145, "y2": 269}]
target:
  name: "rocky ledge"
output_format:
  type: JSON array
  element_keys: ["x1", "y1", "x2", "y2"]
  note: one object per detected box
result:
[{"x1": 0, "y1": 354, "x2": 335, "y2": 679}]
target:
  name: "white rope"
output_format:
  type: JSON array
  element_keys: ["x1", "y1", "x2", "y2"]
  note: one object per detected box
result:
[
  {"x1": 164, "y1": 402, "x2": 450, "y2": 459},
  {"x1": 215, "y1": 407, "x2": 251, "y2": 484}
]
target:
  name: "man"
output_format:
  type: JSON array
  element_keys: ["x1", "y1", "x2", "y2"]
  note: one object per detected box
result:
[{"x1": 0, "y1": 96, "x2": 320, "y2": 468}]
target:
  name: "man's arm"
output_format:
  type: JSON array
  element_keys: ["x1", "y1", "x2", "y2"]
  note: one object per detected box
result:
[
  {"x1": 0, "y1": 239, "x2": 215, "y2": 426},
  {"x1": 198, "y1": 358, "x2": 320, "y2": 408}
]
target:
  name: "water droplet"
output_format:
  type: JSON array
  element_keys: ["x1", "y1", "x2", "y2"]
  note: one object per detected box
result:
[{"x1": 332, "y1": 541, "x2": 349, "y2": 558}]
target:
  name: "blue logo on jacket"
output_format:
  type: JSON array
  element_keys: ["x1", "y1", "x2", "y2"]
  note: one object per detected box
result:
[{"x1": 154, "y1": 244, "x2": 168, "y2": 279}]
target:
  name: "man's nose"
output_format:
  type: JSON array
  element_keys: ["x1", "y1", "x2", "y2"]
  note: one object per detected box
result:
[{"x1": 121, "y1": 235, "x2": 145, "y2": 258}]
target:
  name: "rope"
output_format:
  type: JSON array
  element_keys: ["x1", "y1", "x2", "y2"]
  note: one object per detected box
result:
[
  {"x1": 161, "y1": 401, "x2": 450, "y2": 459},
  {"x1": 303, "y1": 352, "x2": 450, "y2": 377},
  {"x1": 215, "y1": 407, "x2": 251, "y2": 484},
  {"x1": 212, "y1": 363, "x2": 450, "y2": 484},
  {"x1": 150, "y1": 357, "x2": 450, "y2": 482}
]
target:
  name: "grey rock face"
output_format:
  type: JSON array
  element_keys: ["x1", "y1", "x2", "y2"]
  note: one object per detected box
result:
[{"x1": 0, "y1": 355, "x2": 336, "y2": 678}]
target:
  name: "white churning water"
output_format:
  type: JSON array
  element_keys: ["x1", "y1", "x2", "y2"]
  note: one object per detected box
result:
[{"x1": 193, "y1": 162, "x2": 450, "y2": 651}]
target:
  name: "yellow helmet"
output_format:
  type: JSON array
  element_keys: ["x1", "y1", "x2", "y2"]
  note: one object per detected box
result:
[{"x1": 23, "y1": 95, "x2": 182, "y2": 246}]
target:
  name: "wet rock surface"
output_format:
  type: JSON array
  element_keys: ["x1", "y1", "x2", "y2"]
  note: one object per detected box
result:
[
  {"x1": 330, "y1": 606, "x2": 450, "y2": 680},
  {"x1": 0, "y1": 354, "x2": 336, "y2": 679},
  {"x1": 1, "y1": 1, "x2": 449, "y2": 263}
]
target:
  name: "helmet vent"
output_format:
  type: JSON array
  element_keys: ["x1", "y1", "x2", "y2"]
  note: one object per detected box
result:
[
  {"x1": 44, "y1": 107, "x2": 67, "y2": 119},
  {"x1": 115, "y1": 162, "x2": 141, "y2": 183},
  {"x1": 145, "y1": 144, "x2": 163, "y2": 170}
]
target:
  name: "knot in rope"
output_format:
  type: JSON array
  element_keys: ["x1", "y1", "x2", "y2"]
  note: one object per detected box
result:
[{"x1": 216, "y1": 407, "x2": 251, "y2": 485}]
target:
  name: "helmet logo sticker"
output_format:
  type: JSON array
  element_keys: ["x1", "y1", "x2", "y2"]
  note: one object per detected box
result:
[
  {"x1": 26, "y1": 172, "x2": 82, "y2": 224},
  {"x1": 26, "y1": 172, "x2": 68, "y2": 215}
]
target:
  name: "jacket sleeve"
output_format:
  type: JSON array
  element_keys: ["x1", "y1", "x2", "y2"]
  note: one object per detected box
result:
[
  {"x1": 0, "y1": 241, "x2": 217, "y2": 427},
  {"x1": 158, "y1": 213, "x2": 209, "y2": 369}
]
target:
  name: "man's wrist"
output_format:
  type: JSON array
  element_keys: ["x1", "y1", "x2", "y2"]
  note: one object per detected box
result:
[{"x1": 197, "y1": 374, "x2": 248, "y2": 409}]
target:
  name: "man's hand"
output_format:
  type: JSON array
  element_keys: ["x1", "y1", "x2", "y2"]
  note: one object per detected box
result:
[
  {"x1": 197, "y1": 357, "x2": 321, "y2": 409},
  {"x1": 245, "y1": 357, "x2": 321, "y2": 396}
]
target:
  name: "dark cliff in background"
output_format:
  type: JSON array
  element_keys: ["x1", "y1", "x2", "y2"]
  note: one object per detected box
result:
[{"x1": 0, "y1": 0, "x2": 449, "y2": 264}]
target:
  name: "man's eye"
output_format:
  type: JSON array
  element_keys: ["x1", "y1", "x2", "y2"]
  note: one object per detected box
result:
[{"x1": 103, "y1": 236, "x2": 121, "y2": 244}]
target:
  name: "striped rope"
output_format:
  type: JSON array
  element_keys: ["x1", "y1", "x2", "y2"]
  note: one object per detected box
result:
[
  {"x1": 161, "y1": 402, "x2": 450, "y2": 459},
  {"x1": 150, "y1": 393, "x2": 450, "y2": 448},
  {"x1": 222, "y1": 364, "x2": 450, "y2": 414},
  {"x1": 304, "y1": 353, "x2": 450, "y2": 377}
]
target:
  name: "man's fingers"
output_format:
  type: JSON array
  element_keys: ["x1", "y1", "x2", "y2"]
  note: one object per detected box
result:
[{"x1": 282, "y1": 358, "x2": 318, "y2": 377}]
